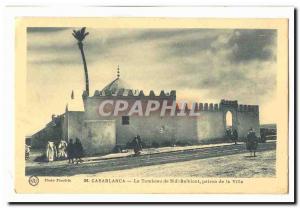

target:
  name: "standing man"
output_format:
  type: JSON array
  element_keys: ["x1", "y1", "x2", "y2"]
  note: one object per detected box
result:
[
  {"x1": 226, "y1": 128, "x2": 232, "y2": 142},
  {"x1": 74, "y1": 138, "x2": 84, "y2": 164},
  {"x1": 232, "y1": 129, "x2": 238, "y2": 145},
  {"x1": 137, "y1": 135, "x2": 143, "y2": 152},
  {"x1": 246, "y1": 128, "x2": 258, "y2": 157},
  {"x1": 132, "y1": 136, "x2": 141, "y2": 156},
  {"x1": 66, "y1": 139, "x2": 74, "y2": 164}
]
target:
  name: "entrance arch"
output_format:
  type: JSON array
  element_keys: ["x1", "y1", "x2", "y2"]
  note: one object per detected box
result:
[
  {"x1": 225, "y1": 111, "x2": 233, "y2": 129},
  {"x1": 220, "y1": 100, "x2": 239, "y2": 136},
  {"x1": 223, "y1": 109, "x2": 237, "y2": 132}
]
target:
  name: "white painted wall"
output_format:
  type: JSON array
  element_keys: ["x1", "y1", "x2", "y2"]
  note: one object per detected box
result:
[
  {"x1": 197, "y1": 111, "x2": 224, "y2": 141},
  {"x1": 115, "y1": 115, "x2": 178, "y2": 146},
  {"x1": 66, "y1": 111, "x2": 84, "y2": 140},
  {"x1": 82, "y1": 120, "x2": 116, "y2": 155},
  {"x1": 80, "y1": 96, "x2": 260, "y2": 153}
]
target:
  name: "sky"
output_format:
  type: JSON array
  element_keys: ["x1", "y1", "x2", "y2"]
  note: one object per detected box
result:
[{"x1": 26, "y1": 27, "x2": 277, "y2": 134}]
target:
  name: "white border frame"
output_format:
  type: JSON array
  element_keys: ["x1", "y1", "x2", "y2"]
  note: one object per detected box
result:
[{"x1": 1, "y1": 6, "x2": 294, "y2": 203}]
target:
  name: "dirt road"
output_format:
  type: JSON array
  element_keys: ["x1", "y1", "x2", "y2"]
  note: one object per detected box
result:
[{"x1": 26, "y1": 141, "x2": 276, "y2": 176}]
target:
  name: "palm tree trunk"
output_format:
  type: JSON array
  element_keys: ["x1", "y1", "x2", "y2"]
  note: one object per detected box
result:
[{"x1": 78, "y1": 42, "x2": 89, "y2": 96}]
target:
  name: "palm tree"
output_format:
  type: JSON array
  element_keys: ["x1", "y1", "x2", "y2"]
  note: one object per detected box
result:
[{"x1": 72, "y1": 27, "x2": 90, "y2": 96}]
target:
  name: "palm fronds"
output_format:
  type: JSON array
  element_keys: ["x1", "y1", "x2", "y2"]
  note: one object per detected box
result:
[{"x1": 72, "y1": 27, "x2": 89, "y2": 42}]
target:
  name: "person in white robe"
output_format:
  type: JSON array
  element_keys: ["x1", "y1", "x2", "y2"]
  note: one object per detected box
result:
[
  {"x1": 46, "y1": 141, "x2": 57, "y2": 162},
  {"x1": 57, "y1": 140, "x2": 68, "y2": 159}
]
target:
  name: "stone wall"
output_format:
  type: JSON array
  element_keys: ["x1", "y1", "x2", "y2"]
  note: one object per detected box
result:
[
  {"x1": 174, "y1": 116, "x2": 198, "y2": 144},
  {"x1": 115, "y1": 115, "x2": 179, "y2": 147},
  {"x1": 82, "y1": 120, "x2": 116, "y2": 155},
  {"x1": 65, "y1": 111, "x2": 84, "y2": 140},
  {"x1": 237, "y1": 105, "x2": 260, "y2": 138},
  {"x1": 197, "y1": 111, "x2": 224, "y2": 141},
  {"x1": 81, "y1": 93, "x2": 260, "y2": 152}
]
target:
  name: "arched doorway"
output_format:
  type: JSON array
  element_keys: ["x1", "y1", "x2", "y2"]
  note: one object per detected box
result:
[
  {"x1": 225, "y1": 111, "x2": 233, "y2": 138},
  {"x1": 220, "y1": 100, "x2": 239, "y2": 138},
  {"x1": 225, "y1": 111, "x2": 233, "y2": 129}
]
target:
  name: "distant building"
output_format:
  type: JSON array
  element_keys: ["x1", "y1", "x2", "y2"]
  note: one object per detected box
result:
[
  {"x1": 30, "y1": 72, "x2": 260, "y2": 155},
  {"x1": 30, "y1": 114, "x2": 64, "y2": 149},
  {"x1": 25, "y1": 136, "x2": 32, "y2": 146}
]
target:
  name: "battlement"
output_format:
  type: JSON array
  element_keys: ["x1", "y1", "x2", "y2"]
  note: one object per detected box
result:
[
  {"x1": 86, "y1": 89, "x2": 176, "y2": 100},
  {"x1": 238, "y1": 104, "x2": 259, "y2": 112},
  {"x1": 83, "y1": 91, "x2": 259, "y2": 113},
  {"x1": 220, "y1": 99, "x2": 238, "y2": 108},
  {"x1": 219, "y1": 99, "x2": 258, "y2": 112},
  {"x1": 198, "y1": 103, "x2": 220, "y2": 111},
  {"x1": 197, "y1": 100, "x2": 259, "y2": 113}
]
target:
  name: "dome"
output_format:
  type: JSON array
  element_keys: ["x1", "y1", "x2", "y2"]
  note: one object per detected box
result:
[{"x1": 101, "y1": 78, "x2": 139, "y2": 96}]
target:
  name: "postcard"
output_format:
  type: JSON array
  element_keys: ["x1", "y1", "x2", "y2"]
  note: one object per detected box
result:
[{"x1": 15, "y1": 17, "x2": 289, "y2": 195}]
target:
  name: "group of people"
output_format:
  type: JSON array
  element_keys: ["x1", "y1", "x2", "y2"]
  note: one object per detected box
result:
[
  {"x1": 44, "y1": 129, "x2": 258, "y2": 163},
  {"x1": 66, "y1": 138, "x2": 84, "y2": 164},
  {"x1": 45, "y1": 138, "x2": 84, "y2": 163}
]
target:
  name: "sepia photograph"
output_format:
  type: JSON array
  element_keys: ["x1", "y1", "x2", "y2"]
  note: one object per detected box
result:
[
  {"x1": 25, "y1": 27, "x2": 277, "y2": 178},
  {"x1": 12, "y1": 15, "x2": 290, "y2": 196}
]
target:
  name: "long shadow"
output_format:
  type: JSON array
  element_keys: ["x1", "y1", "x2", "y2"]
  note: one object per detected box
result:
[{"x1": 26, "y1": 142, "x2": 276, "y2": 176}]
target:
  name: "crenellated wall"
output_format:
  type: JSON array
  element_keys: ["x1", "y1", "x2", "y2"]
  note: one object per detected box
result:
[
  {"x1": 198, "y1": 102, "x2": 220, "y2": 111},
  {"x1": 58, "y1": 93, "x2": 260, "y2": 154},
  {"x1": 171, "y1": 100, "x2": 260, "y2": 140},
  {"x1": 83, "y1": 90, "x2": 176, "y2": 119},
  {"x1": 238, "y1": 104, "x2": 259, "y2": 113},
  {"x1": 30, "y1": 75, "x2": 261, "y2": 155},
  {"x1": 85, "y1": 89, "x2": 176, "y2": 100}
]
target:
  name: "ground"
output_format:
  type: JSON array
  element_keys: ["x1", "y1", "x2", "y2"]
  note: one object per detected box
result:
[
  {"x1": 85, "y1": 150, "x2": 275, "y2": 178},
  {"x1": 26, "y1": 141, "x2": 276, "y2": 177}
]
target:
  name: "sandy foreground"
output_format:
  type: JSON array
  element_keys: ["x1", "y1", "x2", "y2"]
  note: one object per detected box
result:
[{"x1": 78, "y1": 150, "x2": 276, "y2": 178}]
